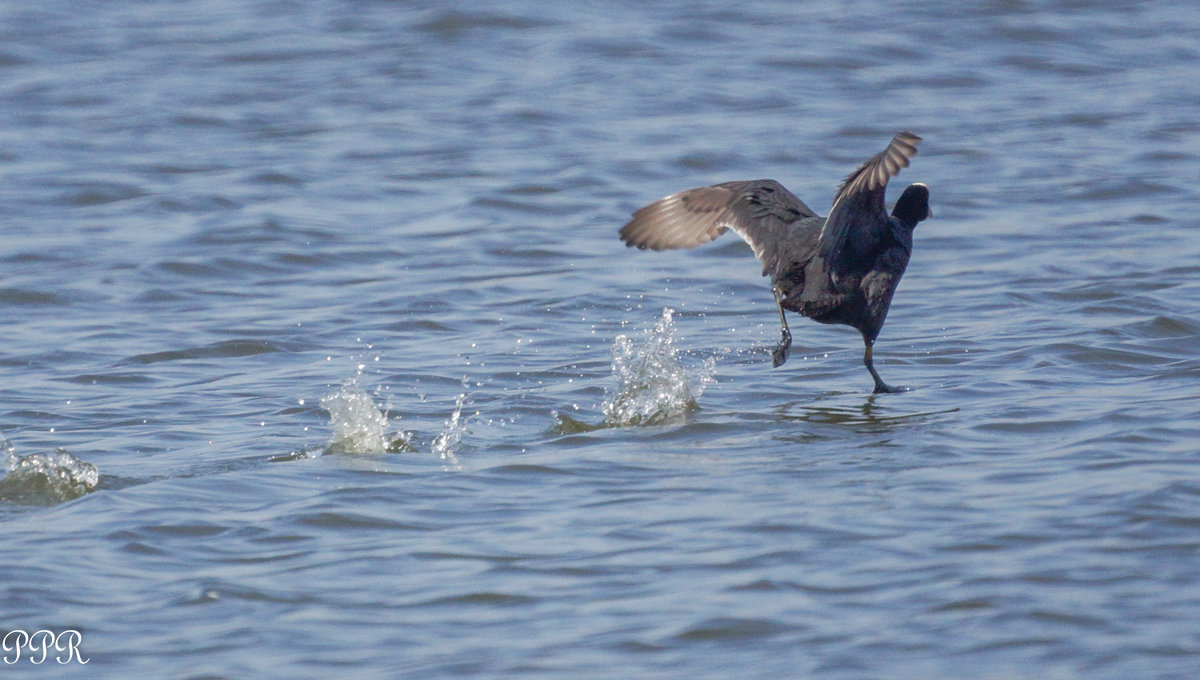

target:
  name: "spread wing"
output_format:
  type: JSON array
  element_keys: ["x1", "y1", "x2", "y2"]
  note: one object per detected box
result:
[
  {"x1": 619, "y1": 179, "x2": 820, "y2": 277},
  {"x1": 818, "y1": 131, "x2": 921, "y2": 274}
]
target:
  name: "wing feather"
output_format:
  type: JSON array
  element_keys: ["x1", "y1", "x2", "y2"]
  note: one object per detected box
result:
[{"x1": 619, "y1": 179, "x2": 820, "y2": 276}]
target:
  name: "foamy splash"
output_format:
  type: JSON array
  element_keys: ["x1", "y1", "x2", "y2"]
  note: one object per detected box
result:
[
  {"x1": 0, "y1": 436, "x2": 99, "y2": 506},
  {"x1": 601, "y1": 307, "x2": 715, "y2": 427},
  {"x1": 318, "y1": 379, "x2": 467, "y2": 467},
  {"x1": 320, "y1": 381, "x2": 414, "y2": 454}
]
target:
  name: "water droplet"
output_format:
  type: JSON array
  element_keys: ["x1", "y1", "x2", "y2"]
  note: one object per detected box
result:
[{"x1": 601, "y1": 308, "x2": 714, "y2": 427}]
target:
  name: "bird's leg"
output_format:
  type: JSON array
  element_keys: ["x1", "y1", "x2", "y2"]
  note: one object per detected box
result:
[
  {"x1": 863, "y1": 339, "x2": 905, "y2": 393},
  {"x1": 772, "y1": 285, "x2": 792, "y2": 367}
]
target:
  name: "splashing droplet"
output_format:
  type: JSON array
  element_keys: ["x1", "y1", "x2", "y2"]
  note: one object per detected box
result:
[
  {"x1": 0, "y1": 438, "x2": 99, "y2": 506},
  {"x1": 320, "y1": 381, "x2": 413, "y2": 454},
  {"x1": 431, "y1": 390, "x2": 467, "y2": 468},
  {"x1": 602, "y1": 308, "x2": 715, "y2": 427}
]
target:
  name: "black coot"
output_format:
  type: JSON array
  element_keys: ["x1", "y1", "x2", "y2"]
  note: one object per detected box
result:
[{"x1": 619, "y1": 131, "x2": 932, "y2": 394}]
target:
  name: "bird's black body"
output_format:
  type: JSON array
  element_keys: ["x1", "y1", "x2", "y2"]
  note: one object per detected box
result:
[{"x1": 618, "y1": 131, "x2": 932, "y2": 393}]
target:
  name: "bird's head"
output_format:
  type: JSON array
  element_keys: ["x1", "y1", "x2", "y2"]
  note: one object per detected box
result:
[{"x1": 892, "y1": 183, "x2": 932, "y2": 227}]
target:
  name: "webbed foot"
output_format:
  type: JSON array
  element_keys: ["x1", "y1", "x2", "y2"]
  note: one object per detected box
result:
[
  {"x1": 772, "y1": 329, "x2": 792, "y2": 367},
  {"x1": 871, "y1": 381, "x2": 909, "y2": 394},
  {"x1": 864, "y1": 342, "x2": 907, "y2": 393}
]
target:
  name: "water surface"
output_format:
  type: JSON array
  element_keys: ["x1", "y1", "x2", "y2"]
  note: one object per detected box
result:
[{"x1": 2, "y1": 1, "x2": 1200, "y2": 678}]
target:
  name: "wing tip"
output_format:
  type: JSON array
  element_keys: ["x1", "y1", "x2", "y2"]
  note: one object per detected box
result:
[{"x1": 834, "y1": 130, "x2": 924, "y2": 199}]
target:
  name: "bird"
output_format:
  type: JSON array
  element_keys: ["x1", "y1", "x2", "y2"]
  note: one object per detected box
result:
[{"x1": 618, "y1": 131, "x2": 932, "y2": 394}]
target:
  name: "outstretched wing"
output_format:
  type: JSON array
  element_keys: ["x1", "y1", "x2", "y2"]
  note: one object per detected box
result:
[
  {"x1": 619, "y1": 179, "x2": 820, "y2": 277},
  {"x1": 818, "y1": 131, "x2": 921, "y2": 274}
]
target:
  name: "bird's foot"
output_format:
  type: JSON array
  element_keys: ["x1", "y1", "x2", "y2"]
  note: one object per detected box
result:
[
  {"x1": 772, "y1": 331, "x2": 792, "y2": 367},
  {"x1": 872, "y1": 382, "x2": 909, "y2": 394}
]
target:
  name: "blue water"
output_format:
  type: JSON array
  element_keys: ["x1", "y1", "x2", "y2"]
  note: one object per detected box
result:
[{"x1": 3, "y1": 1, "x2": 1200, "y2": 677}]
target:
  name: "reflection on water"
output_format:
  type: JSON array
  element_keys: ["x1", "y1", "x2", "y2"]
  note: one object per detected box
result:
[{"x1": 787, "y1": 398, "x2": 961, "y2": 430}]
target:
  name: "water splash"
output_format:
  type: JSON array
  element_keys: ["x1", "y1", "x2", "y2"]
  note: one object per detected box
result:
[
  {"x1": 0, "y1": 437, "x2": 99, "y2": 506},
  {"x1": 431, "y1": 389, "x2": 467, "y2": 468},
  {"x1": 320, "y1": 381, "x2": 414, "y2": 454},
  {"x1": 316, "y1": 378, "x2": 468, "y2": 465},
  {"x1": 601, "y1": 307, "x2": 715, "y2": 427}
]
